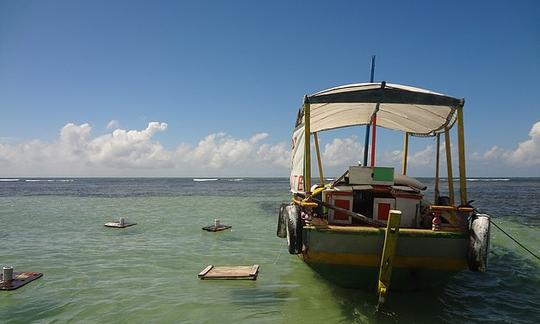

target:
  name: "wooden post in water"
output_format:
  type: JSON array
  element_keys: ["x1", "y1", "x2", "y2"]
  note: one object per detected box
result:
[{"x1": 377, "y1": 210, "x2": 401, "y2": 308}]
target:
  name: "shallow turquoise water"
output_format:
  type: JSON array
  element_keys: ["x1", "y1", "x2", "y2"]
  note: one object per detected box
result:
[{"x1": 0, "y1": 178, "x2": 539, "y2": 323}]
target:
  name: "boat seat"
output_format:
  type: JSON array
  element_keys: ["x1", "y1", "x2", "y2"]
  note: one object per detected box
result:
[{"x1": 394, "y1": 174, "x2": 427, "y2": 191}]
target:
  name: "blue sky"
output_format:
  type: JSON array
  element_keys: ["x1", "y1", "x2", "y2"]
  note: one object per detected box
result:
[{"x1": 0, "y1": 0, "x2": 539, "y2": 177}]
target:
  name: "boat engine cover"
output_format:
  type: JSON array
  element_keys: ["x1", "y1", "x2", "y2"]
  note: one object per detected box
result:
[{"x1": 468, "y1": 213, "x2": 491, "y2": 272}]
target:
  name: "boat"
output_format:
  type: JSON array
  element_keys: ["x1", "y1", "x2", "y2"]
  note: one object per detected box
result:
[{"x1": 276, "y1": 81, "x2": 491, "y2": 305}]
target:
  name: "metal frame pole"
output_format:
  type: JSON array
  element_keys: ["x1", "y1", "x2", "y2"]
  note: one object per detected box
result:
[
  {"x1": 304, "y1": 96, "x2": 311, "y2": 194},
  {"x1": 363, "y1": 55, "x2": 376, "y2": 166},
  {"x1": 314, "y1": 132, "x2": 324, "y2": 186},
  {"x1": 457, "y1": 103, "x2": 467, "y2": 205},
  {"x1": 444, "y1": 127, "x2": 455, "y2": 206},
  {"x1": 434, "y1": 133, "x2": 441, "y2": 203},
  {"x1": 401, "y1": 132, "x2": 409, "y2": 175},
  {"x1": 370, "y1": 113, "x2": 377, "y2": 167}
]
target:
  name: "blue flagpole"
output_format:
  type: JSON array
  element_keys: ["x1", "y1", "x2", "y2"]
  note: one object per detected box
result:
[{"x1": 363, "y1": 55, "x2": 375, "y2": 166}]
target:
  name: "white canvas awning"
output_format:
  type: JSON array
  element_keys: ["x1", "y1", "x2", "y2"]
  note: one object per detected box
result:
[
  {"x1": 290, "y1": 82, "x2": 464, "y2": 193},
  {"x1": 295, "y1": 82, "x2": 463, "y2": 136}
]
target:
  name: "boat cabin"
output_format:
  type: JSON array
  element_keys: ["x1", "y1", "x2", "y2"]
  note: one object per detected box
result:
[
  {"x1": 323, "y1": 166, "x2": 424, "y2": 228},
  {"x1": 290, "y1": 82, "x2": 472, "y2": 230}
]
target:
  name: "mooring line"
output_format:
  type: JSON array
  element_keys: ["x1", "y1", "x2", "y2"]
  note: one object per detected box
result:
[
  {"x1": 490, "y1": 219, "x2": 540, "y2": 261},
  {"x1": 273, "y1": 240, "x2": 286, "y2": 264}
]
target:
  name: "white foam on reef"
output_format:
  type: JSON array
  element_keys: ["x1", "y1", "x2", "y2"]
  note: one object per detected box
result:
[
  {"x1": 228, "y1": 178, "x2": 244, "y2": 181},
  {"x1": 25, "y1": 179, "x2": 74, "y2": 182},
  {"x1": 193, "y1": 178, "x2": 219, "y2": 182},
  {"x1": 0, "y1": 178, "x2": 19, "y2": 182},
  {"x1": 467, "y1": 178, "x2": 510, "y2": 182}
]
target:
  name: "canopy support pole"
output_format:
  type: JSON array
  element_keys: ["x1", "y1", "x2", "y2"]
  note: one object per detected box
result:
[
  {"x1": 314, "y1": 132, "x2": 324, "y2": 187},
  {"x1": 444, "y1": 127, "x2": 455, "y2": 206},
  {"x1": 434, "y1": 133, "x2": 441, "y2": 203},
  {"x1": 370, "y1": 113, "x2": 377, "y2": 167},
  {"x1": 370, "y1": 82, "x2": 385, "y2": 167},
  {"x1": 363, "y1": 125, "x2": 370, "y2": 166},
  {"x1": 457, "y1": 104, "x2": 467, "y2": 205},
  {"x1": 304, "y1": 96, "x2": 311, "y2": 194},
  {"x1": 401, "y1": 132, "x2": 409, "y2": 175}
]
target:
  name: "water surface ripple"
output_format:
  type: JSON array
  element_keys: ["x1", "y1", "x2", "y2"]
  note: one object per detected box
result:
[{"x1": 0, "y1": 178, "x2": 539, "y2": 323}]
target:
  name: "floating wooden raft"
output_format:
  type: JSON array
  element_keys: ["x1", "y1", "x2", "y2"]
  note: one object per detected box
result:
[
  {"x1": 104, "y1": 222, "x2": 137, "y2": 228},
  {"x1": 198, "y1": 264, "x2": 259, "y2": 280},
  {"x1": 0, "y1": 272, "x2": 43, "y2": 291},
  {"x1": 202, "y1": 224, "x2": 232, "y2": 232}
]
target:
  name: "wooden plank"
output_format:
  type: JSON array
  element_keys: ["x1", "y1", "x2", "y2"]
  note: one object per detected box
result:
[
  {"x1": 249, "y1": 265, "x2": 260, "y2": 276},
  {"x1": 198, "y1": 265, "x2": 214, "y2": 277},
  {"x1": 1, "y1": 272, "x2": 43, "y2": 291},
  {"x1": 198, "y1": 265, "x2": 259, "y2": 280},
  {"x1": 104, "y1": 222, "x2": 137, "y2": 228},
  {"x1": 202, "y1": 225, "x2": 232, "y2": 232},
  {"x1": 429, "y1": 205, "x2": 474, "y2": 212},
  {"x1": 377, "y1": 210, "x2": 402, "y2": 307}
]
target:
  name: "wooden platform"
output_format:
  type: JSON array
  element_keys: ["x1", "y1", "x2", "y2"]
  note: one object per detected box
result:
[
  {"x1": 104, "y1": 222, "x2": 137, "y2": 228},
  {"x1": 198, "y1": 265, "x2": 259, "y2": 280},
  {"x1": 1, "y1": 272, "x2": 43, "y2": 291},
  {"x1": 202, "y1": 225, "x2": 232, "y2": 232}
]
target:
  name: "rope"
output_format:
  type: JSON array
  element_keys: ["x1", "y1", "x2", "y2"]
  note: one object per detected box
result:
[
  {"x1": 273, "y1": 240, "x2": 286, "y2": 264},
  {"x1": 490, "y1": 219, "x2": 540, "y2": 261}
]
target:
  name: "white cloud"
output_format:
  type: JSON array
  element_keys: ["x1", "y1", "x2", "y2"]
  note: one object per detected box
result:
[
  {"x1": 322, "y1": 137, "x2": 364, "y2": 167},
  {"x1": 471, "y1": 121, "x2": 540, "y2": 170},
  {"x1": 408, "y1": 145, "x2": 436, "y2": 166},
  {"x1": 0, "y1": 122, "x2": 289, "y2": 176},
  {"x1": 505, "y1": 121, "x2": 540, "y2": 166},
  {"x1": 106, "y1": 120, "x2": 120, "y2": 130},
  {"x1": 2, "y1": 121, "x2": 538, "y2": 177},
  {"x1": 471, "y1": 145, "x2": 504, "y2": 161},
  {"x1": 89, "y1": 122, "x2": 171, "y2": 168}
]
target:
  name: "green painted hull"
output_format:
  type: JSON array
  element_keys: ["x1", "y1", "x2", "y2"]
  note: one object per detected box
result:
[{"x1": 301, "y1": 225, "x2": 469, "y2": 289}]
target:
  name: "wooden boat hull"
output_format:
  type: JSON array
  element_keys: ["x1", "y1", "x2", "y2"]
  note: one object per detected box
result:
[{"x1": 301, "y1": 224, "x2": 468, "y2": 289}]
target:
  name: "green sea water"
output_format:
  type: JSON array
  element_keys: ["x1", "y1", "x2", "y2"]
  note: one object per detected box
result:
[{"x1": 0, "y1": 178, "x2": 539, "y2": 323}]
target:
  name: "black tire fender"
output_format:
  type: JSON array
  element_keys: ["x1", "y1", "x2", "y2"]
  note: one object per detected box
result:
[
  {"x1": 276, "y1": 203, "x2": 289, "y2": 238},
  {"x1": 284, "y1": 204, "x2": 303, "y2": 254},
  {"x1": 468, "y1": 213, "x2": 491, "y2": 272}
]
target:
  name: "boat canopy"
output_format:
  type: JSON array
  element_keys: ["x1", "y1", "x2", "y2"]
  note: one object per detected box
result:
[{"x1": 295, "y1": 82, "x2": 463, "y2": 136}]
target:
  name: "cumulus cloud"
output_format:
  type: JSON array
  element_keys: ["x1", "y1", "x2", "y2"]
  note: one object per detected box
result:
[
  {"x1": 2, "y1": 121, "x2": 538, "y2": 177},
  {"x1": 322, "y1": 137, "x2": 364, "y2": 167},
  {"x1": 471, "y1": 121, "x2": 540, "y2": 169},
  {"x1": 505, "y1": 121, "x2": 540, "y2": 166},
  {"x1": 0, "y1": 122, "x2": 289, "y2": 176},
  {"x1": 175, "y1": 132, "x2": 286, "y2": 171},
  {"x1": 89, "y1": 122, "x2": 171, "y2": 168}
]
